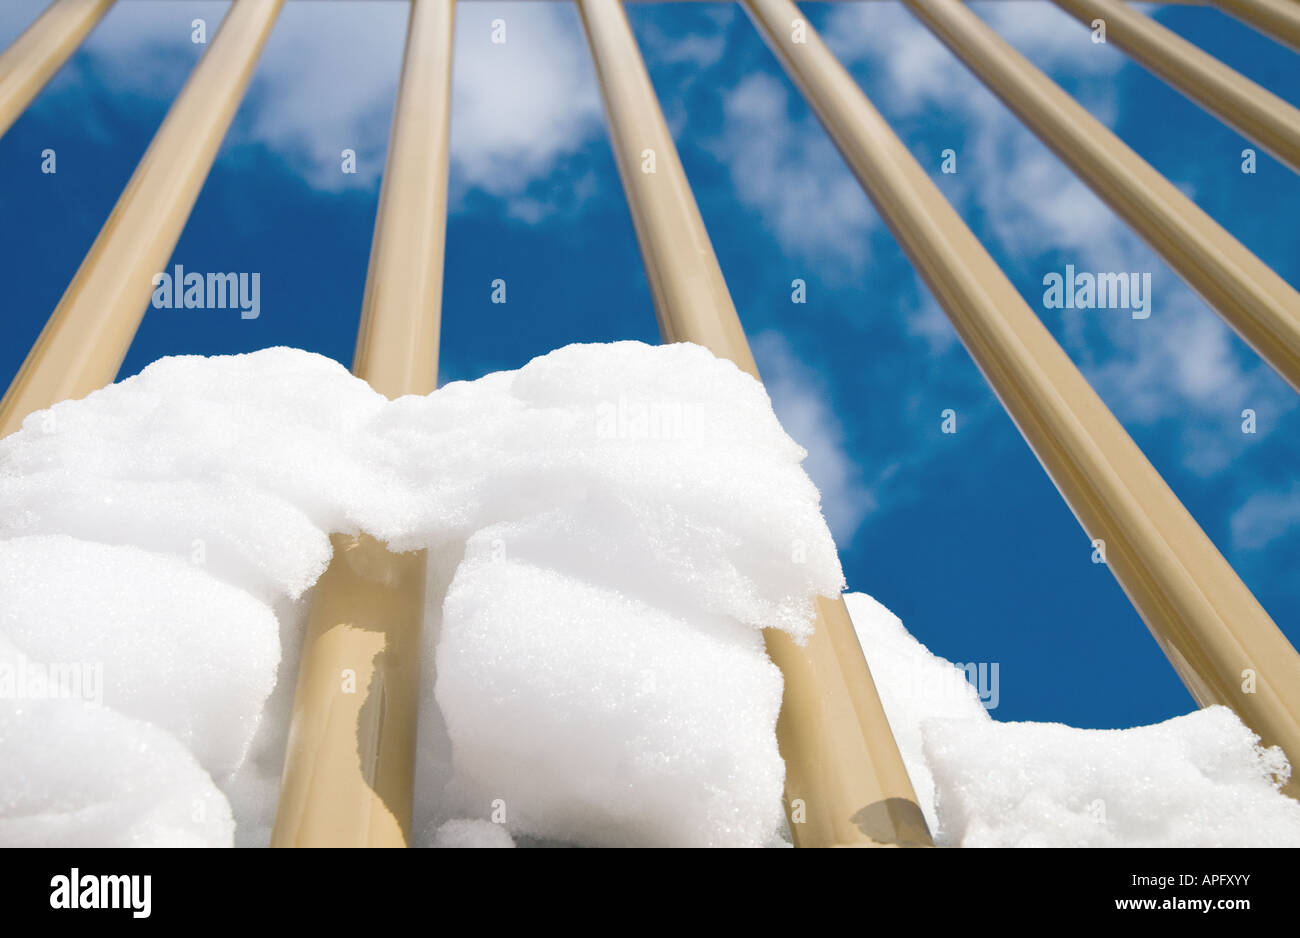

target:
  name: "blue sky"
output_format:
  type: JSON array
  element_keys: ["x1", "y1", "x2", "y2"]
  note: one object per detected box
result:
[{"x1": 1, "y1": 0, "x2": 1297, "y2": 731}]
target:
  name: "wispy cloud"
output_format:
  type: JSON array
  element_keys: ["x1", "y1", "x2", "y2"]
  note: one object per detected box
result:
[
  {"x1": 752, "y1": 331, "x2": 874, "y2": 547},
  {"x1": 707, "y1": 72, "x2": 876, "y2": 281},
  {"x1": 1231, "y1": 482, "x2": 1300, "y2": 553},
  {"x1": 811, "y1": 0, "x2": 1296, "y2": 475},
  {"x1": 446, "y1": 3, "x2": 603, "y2": 214},
  {"x1": 9, "y1": 1, "x2": 607, "y2": 216},
  {"x1": 7, "y1": 0, "x2": 1294, "y2": 511}
]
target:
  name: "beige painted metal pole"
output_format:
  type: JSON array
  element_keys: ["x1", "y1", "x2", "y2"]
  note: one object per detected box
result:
[
  {"x1": 0, "y1": 0, "x2": 283, "y2": 440},
  {"x1": 1052, "y1": 0, "x2": 1300, "y2": 174},
  {"x1": 271, "y1": 0, "x2": 455, "y2": 849},
  {"x1": 906, "y1": 0, "x2": 1300, "y2": 393},
  {"x1": 1214, "y1": 0, "x2": 1300, "y2": 52},
  {"x1": 0, "y1": 0, "x2": 114, "y2": 139},
  {"x1": 577, "y1": 0, "x2": 932, "y2": 848},
  {"x1": 746, "y1": 0, "x2": 1300, "y2": 798}
]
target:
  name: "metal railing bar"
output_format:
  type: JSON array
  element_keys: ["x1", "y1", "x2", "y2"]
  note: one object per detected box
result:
[
  {"x1": 744, "y1": 0, "x2": 1300, "y2": 797},
  {"x1": 905, "y1": 0, "x2": 1300, "y2": 392},
  {"x1": 578, "y1": 0, "x2": 934, "y2": 847},
  {"x1": 0, "y1": 0, "x2": 285, "y2": 439},
  {"x1": 271, "y1": 0, "x2": 456, "y2": 848},
  {"x1": 1052, "y1": 0, "x2": 1300, "y2": 174},
  {"x1": 0, "y1": 0, "x2": 114, "y2": 140}
]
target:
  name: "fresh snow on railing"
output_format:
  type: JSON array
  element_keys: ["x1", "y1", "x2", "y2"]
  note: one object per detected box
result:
[
  {"x1": 0, "y1": 341, "x2": 840, "y2": 847},
  {"x1": 847, "y1": 593, "x2": 1300, "y2": 847},
  {"x1": 0, "y1": 342, "x2": 1295, "y2": 847}
]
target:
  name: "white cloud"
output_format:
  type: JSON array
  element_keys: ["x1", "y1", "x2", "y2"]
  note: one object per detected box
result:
[
  {"x1": 243, "y1": 1, "x2": 606, "y2": 209},
  {"x1": 752, "y1": 331, "x2": 875, "y2": 547},
  {"x1": 235, "y1": 0, "x2": 407, "y2": 189},
  {"x1": 907, "y1": 291, "x2": 961, "y2": 357},
  {"x1": 704, "y1": 1, "x2": 1128, "y2": 289},
  {"x1": 708, "y1": 72, "x2": 876, "y2": 280},
  {"x1": 980, "y1": 0, "x2": 1131, "y2": 82},
  {"x1": 824, "y1": 0, "x2": 990, "y2": 114},
  {"x1": 822, "y1": 0, "x2": 1125, "y2": 264},
  {"x1": 64, "y1": 2, "x2": 229, "y2": 102},
  {"x1": 8, "y1": 1, "x2": 606, "y2": 214},
  {"x1": 801, "y1": 0, "x2": 1297, "y2": 474},
  {"x1": 1231, "y1": 482, "x2": 1300, "y2": 552},
  {"x1": 636, "y1": 18, "x2": 731, "y2": 70},
  {"x1": 446, "y1": 3, "x2": 603, "y2": 210}
]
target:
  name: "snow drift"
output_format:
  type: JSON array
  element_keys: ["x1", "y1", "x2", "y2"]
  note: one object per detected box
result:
[
  {"x1": 0, "y1": 342, "x2": 1295, "y2": 847},
  {"x1": 0, "y1": 342, "x2": 838, "y2": 848},
  {"x1": 847, "y1": 593, "x2": 1300, "y2": 847}
]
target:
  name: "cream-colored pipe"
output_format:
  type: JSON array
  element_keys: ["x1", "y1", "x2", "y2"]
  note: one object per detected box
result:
[
  {"x1": 349, "y1": 0, "x2": 453, "y2": 400},
  {"x1": 0, "y1": 0, "x2": 283, "y2": 439},
  {"x1": 745, "y1": 0, "x2": 1300, "y2": 797},
  {"x1": 0, "y1": 0, "x2": 113, "y2": 139},
  {"x1": 1214, "y1": 0, "x2": 1300, "y2": 53},
  {"x1": 271, "y1": 0, "x2": 455, "y2": 849},
  {"x1": 1052, "y1": 0, "x2": 1300, "y2": 174},
  {"x1": 905, "y1": 0, "x2": 1300, "y2": 393},
  {"x1": 577, "y1": 0, "x2": 932, "y2": 848}
]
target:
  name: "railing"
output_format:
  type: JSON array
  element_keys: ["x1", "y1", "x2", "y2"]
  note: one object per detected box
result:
[{"x1": 1, "y1": 0, "x2": 1297, "y2": 848}]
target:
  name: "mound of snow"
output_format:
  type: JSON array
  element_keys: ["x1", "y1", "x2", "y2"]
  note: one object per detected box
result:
[
  {"x1": 923, "y1": 708, "x2": 1300, "y2": 847},
  {"x1": 0, "y1": 635, "x2": 233, "y2": 848},
  {"x1": 0, "y1": 536, "x2": 279, "y2": 781},
  {"x1": 432, "y1": 543, "x2": 784, "y2": 846},
  {"x1": 2, "y1": 341, "x2": 1295, "y2": 848},
  {"x1": 844, "y1": 593, "x2": 1300, "y2": 847},
  {"x1": 0, "y1": 342, "x2": 841, "y2": 847}
]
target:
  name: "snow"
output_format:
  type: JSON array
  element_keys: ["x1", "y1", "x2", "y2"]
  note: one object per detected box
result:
[
  {"x1": 0, "y1": 342, "x2": 1295, "y2": 848},
  {"x1": 429, "y1": 548, "x2": 784, "y2": 846},
  {"x1": 430, "y1": 818, "x2": 516, "y2": 849},
  {"x1": 0, "y1": 536, "x2": 279, "y2": 782},
  {"x1": 0, "y1": 632, "x2": 233, "y2": 848},
  {"x1": 923, "y1": 709, "x2": 1300, "y2": 847},
  {"x1": 0, "y1": 342, "x2": 837, "y2": 848},
  {"x1": 845, "y1": 592, "x2": 1300, "y2": 847}
]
